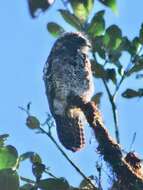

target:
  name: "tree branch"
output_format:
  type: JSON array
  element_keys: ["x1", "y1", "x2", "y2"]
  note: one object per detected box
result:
[{"x1": 69, "y1": 96, "x2": 143, "y2": 190}]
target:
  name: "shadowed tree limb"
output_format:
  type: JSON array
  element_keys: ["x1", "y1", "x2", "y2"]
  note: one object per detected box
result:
[{"x1": 69, "y1": 95, "x2": 143, "y2": 190}]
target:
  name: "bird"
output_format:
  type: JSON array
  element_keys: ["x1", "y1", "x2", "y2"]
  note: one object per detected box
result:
[{"x1": 43, "y1": 32, "x2": 94, "y2": 152}]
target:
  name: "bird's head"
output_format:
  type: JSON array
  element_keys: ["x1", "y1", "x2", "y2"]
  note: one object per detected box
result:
[{"x1": 56, "y1": 32, "x2": 91, "y2": 54}]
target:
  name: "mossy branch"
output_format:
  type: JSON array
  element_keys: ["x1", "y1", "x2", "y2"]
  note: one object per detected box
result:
[{"x1": 69, "y1": 95, "x2": 143, "y2": 190}]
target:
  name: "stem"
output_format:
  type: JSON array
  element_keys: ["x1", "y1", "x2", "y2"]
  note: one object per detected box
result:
[
  {"x1": 102, "y1": 79, "x2": 120, "y2": 144},
  {"x1": 20, "y1": 176, "x2": 36, "y2": 184},
  {"x1": 91, "y1": 52, "x2": 120, "y2": 143},
  {"x1": 44, "y1": 169, "x2": 57, "y2": 179},
  {"x1": 39, "y1": 127, "x2": 97, "y2": 189},
  {"x1": 113, "y1": 74, "x2": 125, "y2": 100}
]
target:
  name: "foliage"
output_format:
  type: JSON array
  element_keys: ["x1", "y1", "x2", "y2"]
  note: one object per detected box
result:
[{"x1": 2, "y1": 0, "x2": 143, "y2": 189}]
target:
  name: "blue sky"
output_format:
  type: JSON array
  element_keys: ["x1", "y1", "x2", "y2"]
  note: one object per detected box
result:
[{"x1": 1, "y1": 1, "x2": 143, "y2": 189}]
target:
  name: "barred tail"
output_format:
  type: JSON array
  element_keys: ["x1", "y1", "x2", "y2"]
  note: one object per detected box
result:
[{"x1": 55, "y1": 114, "x2": 85, "y2": 152}]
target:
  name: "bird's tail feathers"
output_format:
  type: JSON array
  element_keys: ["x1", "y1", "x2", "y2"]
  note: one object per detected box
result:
[{"x1": 55, "y1": 113, "x2": 85, "y2": 152}]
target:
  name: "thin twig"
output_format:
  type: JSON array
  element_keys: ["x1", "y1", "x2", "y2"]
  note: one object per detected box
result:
[
  {"x1": 92, "y1": 52, "x2": 120, "y2": 143},
  {"x1": 113, "y1": 74, "x2": 125, "y2": 100},
  {"x1": 39, "y1": 127, "x2": 97, "y2": 190},
  {"x1": 102, "y1": 79, "x2": 120, "y2": 144},
  {"x1": 44, "y1": 169, "x2": 57, "y2": 179},
  {"x1": 20, "y1": 176, "x2": 36, "y2": 184}
]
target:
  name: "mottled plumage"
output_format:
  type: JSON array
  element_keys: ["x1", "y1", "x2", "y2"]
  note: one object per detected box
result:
[{"x1": 43, "y1": 32, "x2": 94, "y2": 151}]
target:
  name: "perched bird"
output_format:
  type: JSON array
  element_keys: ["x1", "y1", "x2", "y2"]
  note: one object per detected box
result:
[{"x1": 43, "y1": 32, "x2": 94, "y2": 151}]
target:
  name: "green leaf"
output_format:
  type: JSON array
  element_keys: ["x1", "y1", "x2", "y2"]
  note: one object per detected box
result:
[
  {"x1": 127, "y1": 57, "x2": 143, "y2": 76},
  {"x1": 91, "y1": 60, "x2": 116, "y2": 83},
  {"x1": 20, "y1": 152, "x2": 42, "y2": 164},
  {"x1": 28, "y1": 0, "x2": 55, "y2": 18},
  {"x1": 59, "y1": 9, "x2": 82, "y2": 30},
  {"x1": 0, "y1": 169, "x2": 19, "y2": 190},
  {"x1": 106, "y1": 68, "x2": 117, "y2": 84},
  {"x1": 103, "y1": 25, "x2": 122, "y2": 50},
  {"x1": 139, "y1": 23, "x2": 143, "y2": 43},
  {"x1": 38, "y1": 178, "x2": 70, "y2": 190},
  {"x1": 92, "y1": 36, "x2": 106, "y2": 59},
  {"x1": 108, "y1": 50, "x2": 121, "y2": 63},
  {"x1": 32, "y1": 163, "x2": 45, "y2": 179},
  {"x1": 91, "y1": 60, "x2": 107, "y2": 78},
  {"x1": 26, "y1": 115, "x2": 40, "y2": 129},
  {"x1": 20, "y1": 184, "x2": 34, "y2": 190},
  {"x1": 20, "y1": 151, "x2": 35, "y2": 161},
  {"x1": 98, "y1": 0, "x2": 118, "y2": 14},
  {"x1": 30, "y1": 153, "x2": 42, "y2": 164},
  {"x1": 69, "y1": 0, "x2": 94, "y2": 22},
  {"x1": 87, "y1": 10, "x2": 105, "y2": 37},
  {"x1": 0, "y1": 134, "x2": 9, "y2": 147},
  {"x1": 0, "y1": 145, "x2": 18, "y2": 170},
  {"x1": 120, "y1": 37, "x2": 140, "y2": 55},
  {"x1": 122, "y1": 89, "x2": 140, "y2": 98},
  {"x1": 47, "y1": 22, "x2": 65, "y2": 37},
  {"x1": 91, "y1": 92, "x2": 103, "y2": 105},
  {"x1": 79, "y1": 177, "x2": 97, "y2": 190},
  {"x1": 118, "y1": 36, "x2": 132, "y2": 52},
  {"x1": 116, "y1": 62, "x2": 124, "y2": 76}
]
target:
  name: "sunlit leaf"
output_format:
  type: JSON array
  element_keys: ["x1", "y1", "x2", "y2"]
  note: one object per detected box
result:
[
  {"x1": 38, "y1": 178, "x2": 70, "y2": 190},
  {"x1": 0, "y1": 169, "x2": 19, "y2": 190},
  {"x1": 28, "y1": 0, "x2": 55, "y2": 18},
  {"x1": 47, "y1": 22, "x2": 65, "y2": 37},
  {"x1": 59, "y1": 9, "x2": 82, "y2": 30},
  {"x1": 103, "y1": 25, "x2": 122, "y2": 50},
  {"x1": 69, "y1": 0, "x2": 94, "y2": 22},
  {"x1": 98, "y1": 0, "x2": 118, "y2": 14},
  {"x1": 87, "y1": 10, "x2": 105, "y2": 37},
  {"x1": 26, "y1": 115, "x2": 40, "y2": 129},
  {"x1": 130, "y1": 37, "x2": 141, "y2": 55},
  {"x1": 0, "y1": 145, "x2": 18, "y2": 170}
]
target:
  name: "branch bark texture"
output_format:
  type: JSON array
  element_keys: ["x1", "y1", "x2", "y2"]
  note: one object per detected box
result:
[{"x1": 69, "y1": 96, "x2": 143, "y2": 190}]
